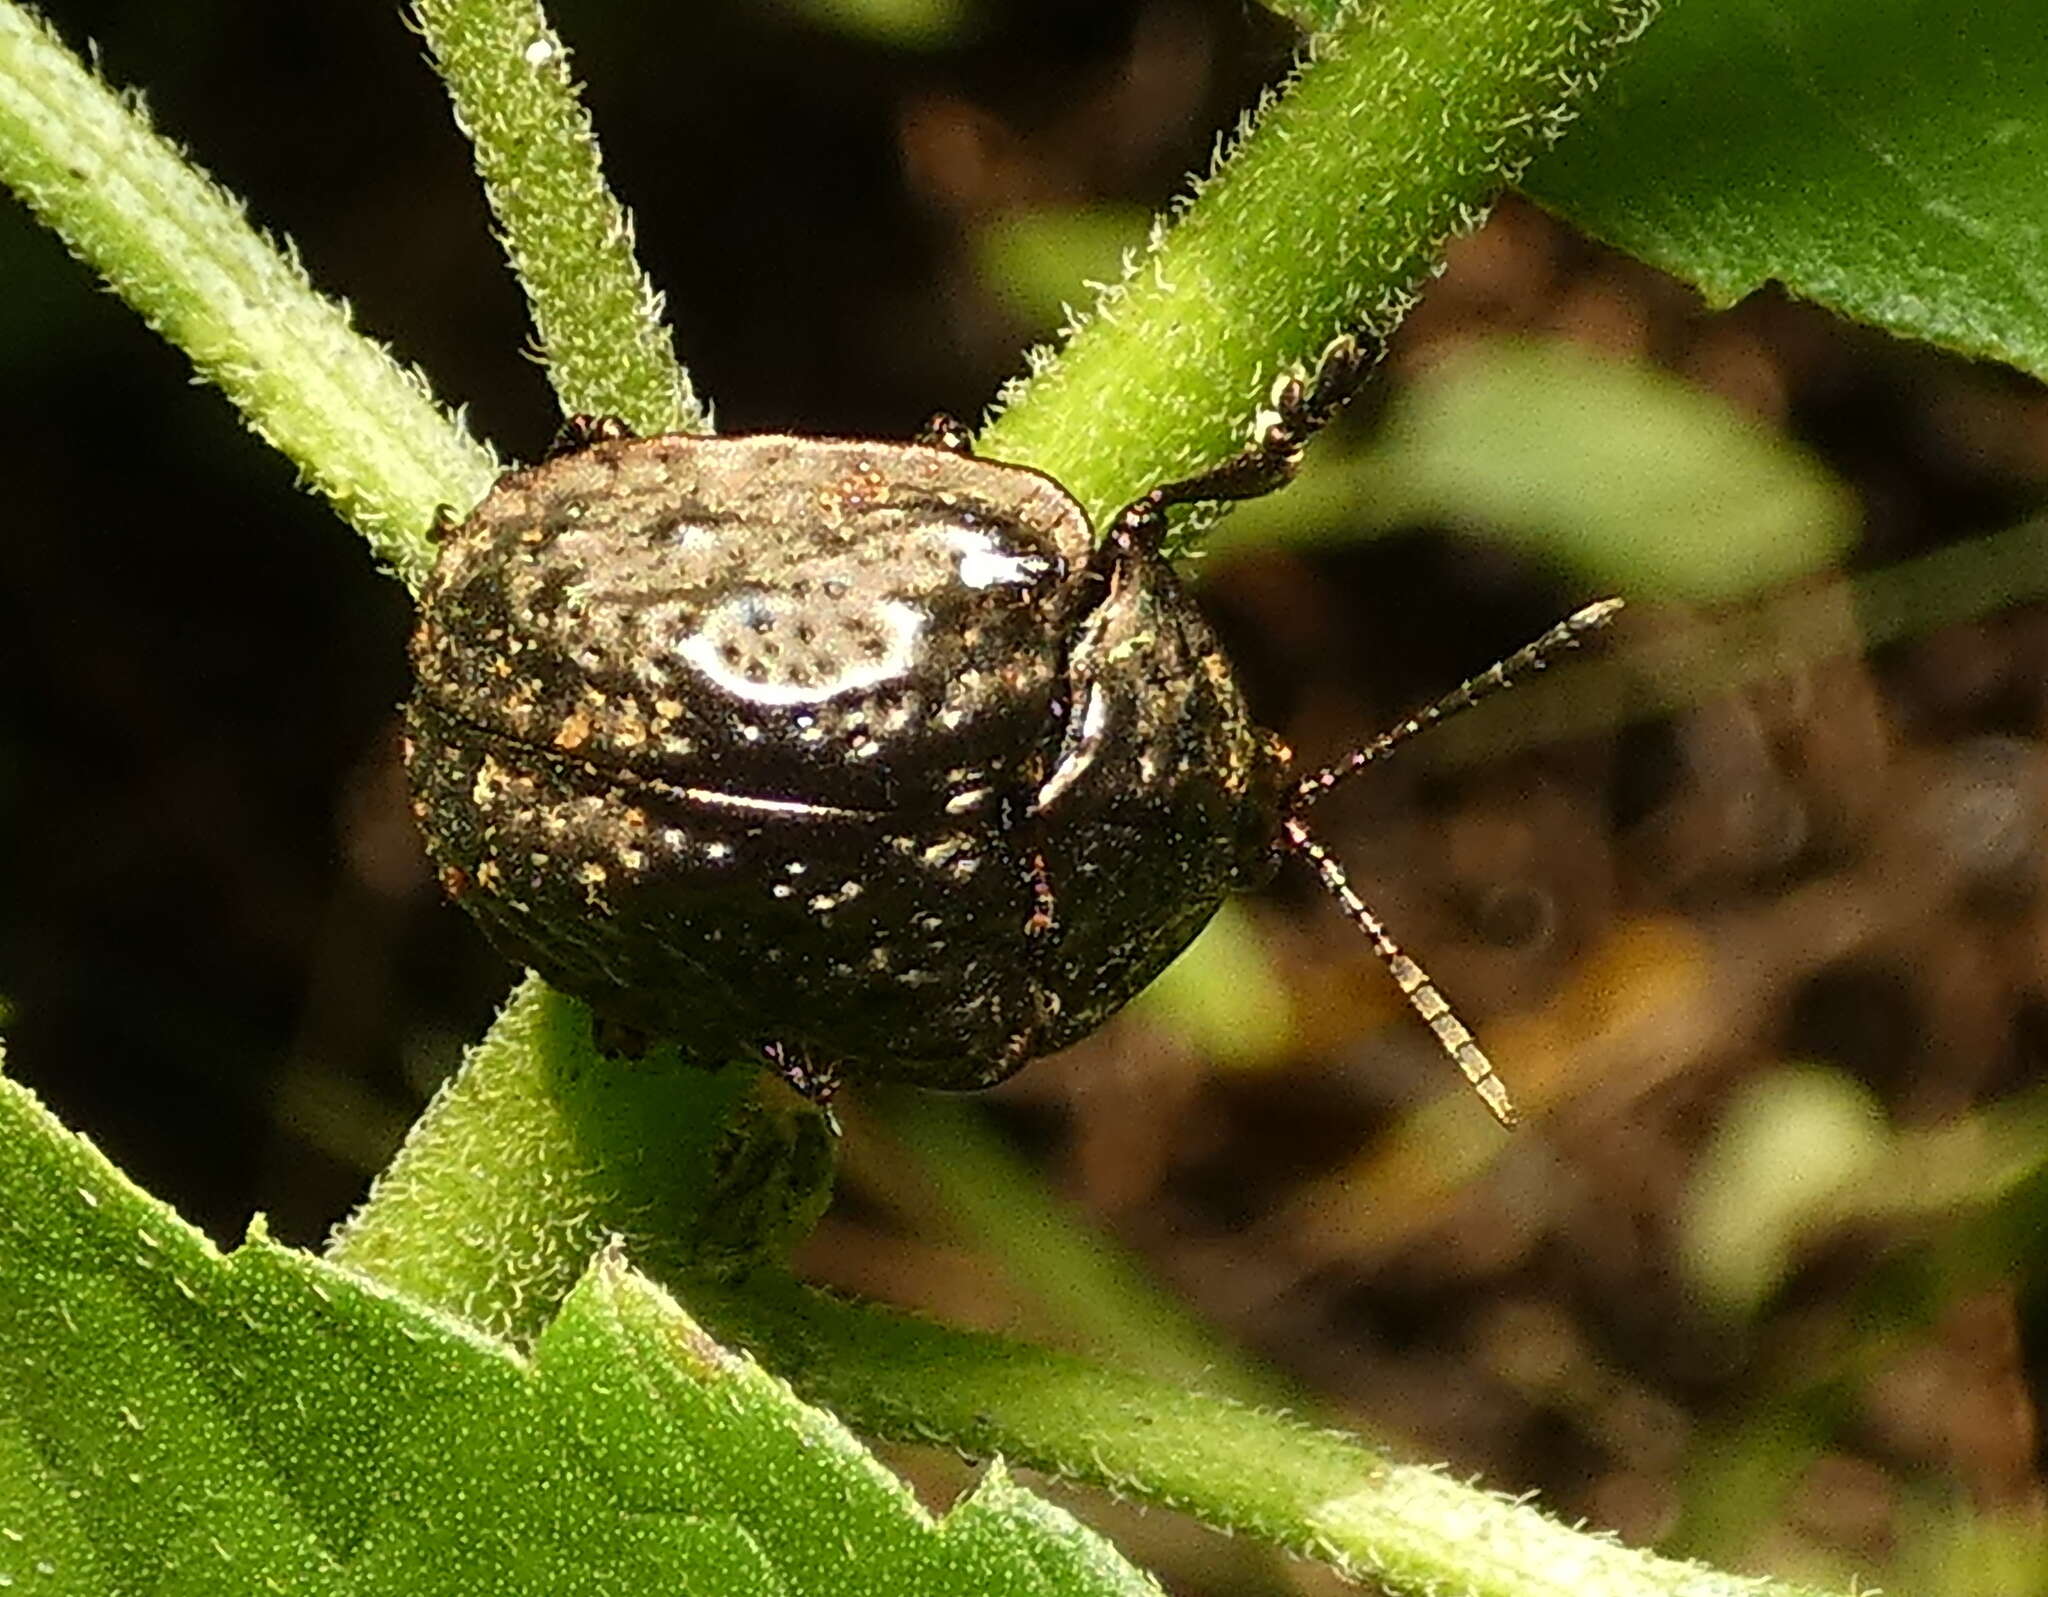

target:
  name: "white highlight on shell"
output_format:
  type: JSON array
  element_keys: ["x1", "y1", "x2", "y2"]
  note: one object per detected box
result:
[
  {"x1": 1032, "y1": 684, "x2": 1109, "y2": 811},
  {"x1": 675, "y1": 788, "x2": 871, "y2": 820},
  {"x1": 677, "y1": 590, "x2": 924, "y2": 707},
  {"x1": 945, "y1": 526, "x2": 1049, "y2": 591}
]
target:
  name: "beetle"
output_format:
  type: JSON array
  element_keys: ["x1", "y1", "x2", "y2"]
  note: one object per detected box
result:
[{"x1": 404, "y1": 337, "x2": 1616, "y2": 1124}]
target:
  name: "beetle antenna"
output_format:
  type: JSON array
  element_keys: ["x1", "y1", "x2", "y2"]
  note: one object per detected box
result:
[
  {"x1": 1275, "y1": 601, "x2": 1622, "y2": 1125},
  {"x1": 1295, "y1": 598, "x2": 1623, "y2": 807},
  {"x1": 1280, "y1": 815, "x2": 1517, "y2": 1128}
]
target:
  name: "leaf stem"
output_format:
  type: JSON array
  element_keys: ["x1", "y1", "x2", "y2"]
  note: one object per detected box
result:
[
  {"x1": 411, "y1": 0, "x2": 701, "y2": 436},
  {"x1": 328, "y1": 978, "x2": 835, "y2": 1346},
  {"x1": 981, "y1": 0, "x2": 1661, "y2": 540},
  {"x1": 0, "y1": 2, "x2": 497, "y2": 589},
  {"x1": 870, "y1": 1092, "x2": 1299, "y2": 1410},
  {"x1": 688, "y1": 1272, "x2": 1838, "y2": 1597}
]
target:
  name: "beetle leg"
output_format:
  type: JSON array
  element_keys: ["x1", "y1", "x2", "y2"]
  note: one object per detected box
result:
[
  {"x1": 424, "y1": 502, "x2": 464, "y2": 545},
  {"x1": 763, "y1": 1040, "x2": 843, "y2": 1125},
  {"x1": 546, "y1": 413, "x2": 637, "y2": 459},
  {"x1": 1102, "y1": 332, "x2": 1381, "y2": 557},
  {"x1": 915, "y1": 411, "x2": 975, "y2": 455},
  {"x1": 1025, "y1": 850, "x2": 1057, "y2": 937},
  {"x1": 983, "y1": 985, "x2": 1060, "y2": 1087}
]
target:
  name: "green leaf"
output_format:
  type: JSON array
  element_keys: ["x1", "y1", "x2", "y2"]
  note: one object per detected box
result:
[
  {"x1": 972, "y1": 207, "x2": 1152, "y2": 334},
  {"x1": 781, "y1": 0, "x2": 974, "y2": 50},
  {"x1": 0, "y1": 1063, "x2": 1158, "y2": 1596},
  {"x1": 1527, "y1": 0, "x2": 2048, "y2": 380},
  {"x1": 1679, "y1": 1067, "x2": 1889, "y2": 1317},
  {"x1": 1213, "y1": 334, "x2": 1857, "y2": 602}
]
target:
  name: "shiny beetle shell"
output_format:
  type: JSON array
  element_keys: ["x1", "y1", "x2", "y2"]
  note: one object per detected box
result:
[{"x1": 405, "y1": 432, "x2": 1288, "y2": 1089}]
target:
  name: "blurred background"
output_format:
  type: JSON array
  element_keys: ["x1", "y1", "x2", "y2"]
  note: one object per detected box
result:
[{"x1": 2, "y1": 1, "x2": 2045, "y2": 1592}]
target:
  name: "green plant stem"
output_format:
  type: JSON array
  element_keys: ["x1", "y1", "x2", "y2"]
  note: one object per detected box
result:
[
  {"x1": 331, "y1": 977, "x2": 1839, "y2": 1594},
  {"x1": 980, "y1": 0, "x2": 1660, "y2": 539},
  {"x1": 1672, "y1": 1092, "x2": 2048, "y2": 1563},
  {"x1": 328, "y1": 977, "x2": 835, "y2": 1346},
  {"x1": 412, "y1": 0, "x2": 701, "y2": 436},
  {"x1": 686, "y1": 1271, "x2": 1835, "y2": 1597},
  {"x1": 1397, "y1": 508, "x2": 2048, "y2": 772},
  {"x1": 0, "y1": 2, "x2": 495, "y2": 589},
  {"x1": 873, "y1": 1092, "x2": 1298, "y2": 1411}
]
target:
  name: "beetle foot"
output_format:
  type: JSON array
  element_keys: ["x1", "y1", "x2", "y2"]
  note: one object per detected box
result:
[
  {"x1": 1280, "y1": 330, "x2": 1379, "y2": 447},
  {"x1": 424, "y1": 502, "x2": 465, "y2": 545},
  {"x1": 1024, "y1": 851, "x2": 1057, "y2": 937},
  {"x1": 915, "y1": 412, "x2": 974, "y2": 455},
  {"x1": 763, "y1": 1041, "x2": 842, "y2": 1127},
  {"x1": 978, "y1": 986, "x2": 1060, "y2": 1088},
  {"x1": 1101, "y1": 330, "x2": 1384, "y2": 556},
  {"x1": 547, "y1": 414, "x2": 637, "y2": 459}
]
